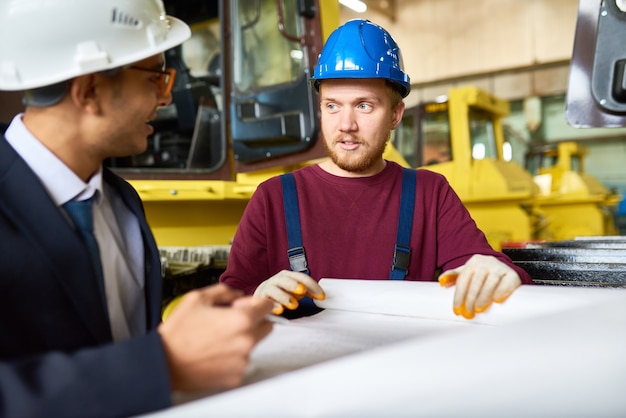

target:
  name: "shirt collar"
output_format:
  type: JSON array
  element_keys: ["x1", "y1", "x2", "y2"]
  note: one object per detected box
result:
[{"x1": 5, "y1": 114, "x2": 104, "y2": 206}]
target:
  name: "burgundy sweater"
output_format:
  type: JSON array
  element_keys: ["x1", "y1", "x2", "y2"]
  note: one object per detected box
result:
[{"x1": 220, "y1": 161, "x2": 532, "y2": 294}]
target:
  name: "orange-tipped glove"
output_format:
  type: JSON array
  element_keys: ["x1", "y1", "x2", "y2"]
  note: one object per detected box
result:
[
  {"x1": 438, "y1": 254, "x2": 521, "y2": 320},
  {"x1": 253, "y1": 270, "x2": 326, "y2": 315}
]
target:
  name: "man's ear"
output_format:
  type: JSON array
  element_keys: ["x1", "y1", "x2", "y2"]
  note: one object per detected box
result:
[
  {"x1": 68, "y1": 74, "x2": 102, "y2": 114},
  {"x1": 391, "y1": 101, "x2": 405, "y2": 129}
]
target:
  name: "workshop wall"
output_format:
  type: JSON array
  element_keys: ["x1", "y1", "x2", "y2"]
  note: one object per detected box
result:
[{"x1": 341, "y1": 0, "x2": 578, "y2": 102}]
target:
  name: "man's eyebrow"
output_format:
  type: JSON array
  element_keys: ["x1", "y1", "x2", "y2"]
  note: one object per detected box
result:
[{"x1": 322, "y1": 95, "x2": 382, "y2": 103}]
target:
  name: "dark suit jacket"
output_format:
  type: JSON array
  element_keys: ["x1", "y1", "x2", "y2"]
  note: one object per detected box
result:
[{"x1": 0, "y1": 134, "x2": 172, "y2": 417}]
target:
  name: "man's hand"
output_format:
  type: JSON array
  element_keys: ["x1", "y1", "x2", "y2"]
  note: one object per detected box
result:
[
  {"x1": 254, "y1": 270, "x2": 326, "y2": 315},
  {"x1": 158, "y1": 284, "x2": 274, "y2": 392},
  {"x1": 438, "y1": 254, "x2": 521, "y2": 320}
]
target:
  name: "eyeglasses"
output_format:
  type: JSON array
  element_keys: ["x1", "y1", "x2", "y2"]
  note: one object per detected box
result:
[{"x1": 127, "y1": 66, "x2": 176, "y2": 96}]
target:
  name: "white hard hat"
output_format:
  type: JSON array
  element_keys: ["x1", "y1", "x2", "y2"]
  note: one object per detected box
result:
[{"x1": 0, "y1": 0, "x2": 191, "y2": 91}]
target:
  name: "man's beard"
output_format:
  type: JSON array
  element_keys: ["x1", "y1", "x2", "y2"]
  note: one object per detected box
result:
[{"x1": 323, "y1": 137, "x2": 388, "y2": 174}]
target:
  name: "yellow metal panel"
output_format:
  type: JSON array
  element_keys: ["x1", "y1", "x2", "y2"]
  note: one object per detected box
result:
[
  {"x1": 319, "y1": 0, "x2": 340, "y2": 41},
  {"x1": 465, "y1": 202, "x2": 533, "y2": 251},
  {"x1": 535, "y1": 203, "x2": 607, "y2": 240},
  {"x1": 383, "y1": 142, "x2": 410, "y2": 168},
  {"x1": 143, "y1": 200, "x2": 249, "y2": 246},
  {"x1": 454, "y1": 86, "x2": 511, "y2": 117},
  {"x1": 129, "y1": 180, "x2": 254, "y2": 201}
]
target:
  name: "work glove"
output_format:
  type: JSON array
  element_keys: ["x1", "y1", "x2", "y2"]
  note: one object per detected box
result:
[
  {"x1": 438, "y1": 254, "x2": 521, "y2": 320},
  {"x1": 254, "y1": 270, "x2": 326, "y2": 315}
]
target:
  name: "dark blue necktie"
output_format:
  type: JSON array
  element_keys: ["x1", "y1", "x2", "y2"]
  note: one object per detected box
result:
[{"x1": 64, "y1": 197, "x2": 105, "y2": 285}]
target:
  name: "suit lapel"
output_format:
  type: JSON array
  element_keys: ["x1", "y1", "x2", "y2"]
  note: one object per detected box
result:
[{"x1": 0, "y1": 137, "x2": 112, "y2": 342}]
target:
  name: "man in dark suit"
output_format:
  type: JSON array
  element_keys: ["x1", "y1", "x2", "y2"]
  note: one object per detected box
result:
[{"x1": 0, "y1": 1, "x2": 273, "y2": 417}]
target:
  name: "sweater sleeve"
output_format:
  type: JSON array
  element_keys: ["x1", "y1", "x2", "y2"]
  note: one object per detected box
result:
[
  {"x1": 220, "y1": 177, "x2": 290, "y2": 294},
  {"x1": 426, "y1": 171, "x2": 533, "y2": 285}
]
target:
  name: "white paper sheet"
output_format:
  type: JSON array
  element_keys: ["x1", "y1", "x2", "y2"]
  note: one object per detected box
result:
[
  {"x1": 243, "y1": 280, "x2": 622, "y2": 383},
  {"x1": 315, "y1": 279, "x2": 615, "y2": 325},
  {"x1": 144, "y1": 281, "x2": 626, "y2": 417},
  {"x1": 245, "y1": 309, "x2": 476, "y2": 385}
]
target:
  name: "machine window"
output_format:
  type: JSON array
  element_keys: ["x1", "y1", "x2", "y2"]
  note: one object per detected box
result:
[
  {"x1": 421, "y1": 111, "x2": 452, "y2": 165},
  {"x1": 468, "y1": 108, "x2": 498, "y2": 160},
  {"x1": 233, "y1": 0, "x2": 305, "y2": 92}
]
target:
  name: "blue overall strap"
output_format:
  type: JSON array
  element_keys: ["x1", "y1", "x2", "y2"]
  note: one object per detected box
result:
[
  {"x1": 280, "y1": 173, "x2": 309, "y2": 274},
  {"x1": 390, "y1": 168, "x2": 417, "y2": 280}
]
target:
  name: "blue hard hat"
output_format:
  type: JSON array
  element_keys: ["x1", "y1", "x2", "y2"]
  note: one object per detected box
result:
[{"x1": 310, "y1": 19, "x2": 411, "y2": 98}]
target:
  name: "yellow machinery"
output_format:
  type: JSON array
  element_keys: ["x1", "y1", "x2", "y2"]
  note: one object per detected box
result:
[
  {"x1": 114, "y1": 0, "x2": 340, "y2": 249},
  {"x1": 525, "y1": 141, "x2": 621, "y2": 240},
  {"x1": 394, "y1": 86, "x2": 538, "y2": 250},
  {"x1": 394, "y1": 86, "x2": 621, "y2": 249}
]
